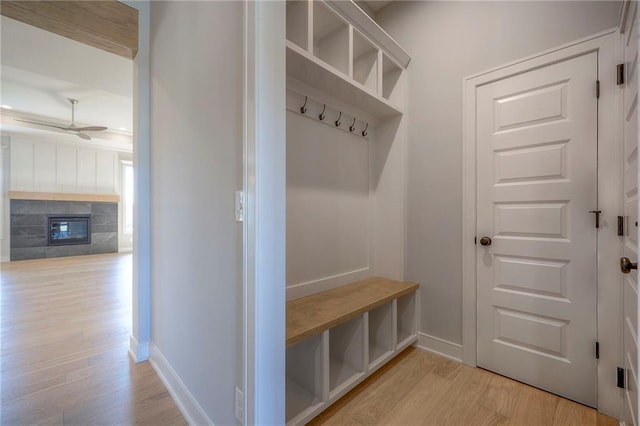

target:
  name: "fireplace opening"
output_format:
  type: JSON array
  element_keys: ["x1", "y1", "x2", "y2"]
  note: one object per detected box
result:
[{"x1": 48, "y1": 216, "x2": 91, "y2": 246}]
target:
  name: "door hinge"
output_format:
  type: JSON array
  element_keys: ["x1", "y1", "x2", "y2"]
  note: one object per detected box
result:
[
  {"x1": 617, "y1": 63, "x2": 625, "y2": 85},
  {"x1": 596, "y1": 80, "x2": 600, "y2": 99},
  {"x1": 595, "y1": 341, "x2": 600, "y2": 359},
  {"x1": 617, "y1": 367, "x2": 625, "y2": 389},
  {"x1": 589, "y1": 210, "x2": 602, "y2": 228},
  {"x1": 618, "y1": 216, "x2": 625, "y2": 236}
]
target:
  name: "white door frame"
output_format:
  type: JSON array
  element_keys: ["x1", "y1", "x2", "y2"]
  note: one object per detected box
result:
[
  {"x1": 123, "y1": 0, "x2": 152, "y2": 363},
  {"x1": 242, "y1": 1, "x2": 286, "y2": 425},
  {"x1": 462, "y1": 28, "x2": 622, "y2": 417}
]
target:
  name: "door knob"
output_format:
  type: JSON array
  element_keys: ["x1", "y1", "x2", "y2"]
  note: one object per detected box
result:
[
  {"x1": 479, "y1": 236, "x2": 492, "y2": 246},
  {"x1": 620, "y1": 257, "x2": 637, "y2": 274}
]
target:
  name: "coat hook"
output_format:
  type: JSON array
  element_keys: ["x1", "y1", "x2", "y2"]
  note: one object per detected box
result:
[
  {"x1": 335, "y1": 111, "x2": 342, "y2": 127},
  {"x1": 300, "y1": 96, "x2": 308, "y2": 114},
  {"x1": 319, "y1": 104, "x2": 326, "y2": 121},
  {"x1": 362, "y1": 122, "x2": 368, "y2": 137},
  {"x1": 349, "y1": 117, "x2": 356, "y2": 132}
]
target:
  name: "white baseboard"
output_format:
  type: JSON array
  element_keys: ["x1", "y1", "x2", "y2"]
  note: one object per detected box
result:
[
  {"x1": 128, "y1": 335, "x2": 149, "y2": 362},
  {"x1": 149, "y1": 343, "x2": 214, "y2": 426},
  {"x1": 417, "y1": 332, "x2": 463, "y2": 362}
]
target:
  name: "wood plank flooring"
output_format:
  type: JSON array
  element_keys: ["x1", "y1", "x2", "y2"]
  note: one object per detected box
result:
[
  {"x1": 0, "y1": 253, "x2": 185, "y2": 425},
  {"x1": 2, "y1": 253, "x2": 620, "y2": 425},
  {"x1": 309, "y1": 347, "x2": 619, "y2": 426}
]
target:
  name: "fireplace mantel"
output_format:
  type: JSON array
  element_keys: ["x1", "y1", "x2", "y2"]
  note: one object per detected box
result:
[{"x1": 9, "y1": 191, "x2": 120, "y2": 203}]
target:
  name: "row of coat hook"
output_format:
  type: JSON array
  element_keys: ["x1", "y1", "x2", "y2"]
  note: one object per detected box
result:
[{"x1": 299, "y1": 96, "x2": 368, "y2": 137}]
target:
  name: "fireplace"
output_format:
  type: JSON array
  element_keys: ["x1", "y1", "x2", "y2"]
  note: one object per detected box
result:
[{"x1": 48, "y1": 216, "x2": 91, "y2": 246}]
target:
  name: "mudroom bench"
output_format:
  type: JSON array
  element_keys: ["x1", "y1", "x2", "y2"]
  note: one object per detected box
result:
[{"x1": 286, "y1": 277, "x2": 419, "y2": 425}]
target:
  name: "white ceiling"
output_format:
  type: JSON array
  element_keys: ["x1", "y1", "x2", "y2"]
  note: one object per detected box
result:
[{"x1": 0, "y1": 16, "x2": 133, "y2": 148}]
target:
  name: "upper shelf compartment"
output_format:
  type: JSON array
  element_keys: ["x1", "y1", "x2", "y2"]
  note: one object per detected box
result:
[{"x1": 286, "y1": 0, "x2": 411, "y2": 120}]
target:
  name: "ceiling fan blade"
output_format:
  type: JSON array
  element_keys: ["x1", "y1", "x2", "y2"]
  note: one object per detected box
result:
[
  {"x1": 14, "y1": 118, "x2": 70, "y2": 131},
  {"x1": 77, "y1": 132, "x2": 92, "y2": 140},
  {"x1": 74, "y1": 126, "x2": 108, "y2": 132}
]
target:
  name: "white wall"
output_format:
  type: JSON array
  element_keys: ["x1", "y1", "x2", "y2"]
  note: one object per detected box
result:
[
  {"x1": 9, "y1": 135, "x2": 122, "y2": 194},
  {"x1": 375, "y1": 1, "x2": 621, "y2": 345},
  {"x1": 149, "y1": 2, "x2": 242, "y2": 424},
  {"x1": 0, "y1": 136, "x2": 9, "y2": 262}
]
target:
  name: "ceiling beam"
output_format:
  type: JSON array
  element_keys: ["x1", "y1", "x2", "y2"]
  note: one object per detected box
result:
[{"x1": 0, "y1": 1, "x2": 138, "y2": 59}]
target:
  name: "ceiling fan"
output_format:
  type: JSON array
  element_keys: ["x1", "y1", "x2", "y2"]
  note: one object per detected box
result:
[{"x1": 15, "y1": 98, "x2": 108, "y2": 140}]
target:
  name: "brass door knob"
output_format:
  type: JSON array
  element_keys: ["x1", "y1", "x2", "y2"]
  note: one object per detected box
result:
[
  {"x1": 620, "y1": 257, "x2": 638, "y2": 274},
  {"x1": 480, "y1": 236, "x2": 492, "y2": 246}
]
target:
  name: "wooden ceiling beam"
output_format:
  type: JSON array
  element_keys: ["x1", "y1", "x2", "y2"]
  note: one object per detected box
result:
[{"x1": 0, "y1": 1, "x2": 138, "y2": 59}]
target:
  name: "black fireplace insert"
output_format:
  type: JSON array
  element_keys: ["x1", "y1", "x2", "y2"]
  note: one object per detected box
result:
[{"x1": 48, "y1": 216, "x2": 91, "y2": 246}]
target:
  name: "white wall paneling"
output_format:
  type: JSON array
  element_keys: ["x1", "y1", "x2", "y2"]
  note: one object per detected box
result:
[{"x1": 9, "y1": 136, "x2": 121, "y2": 194}]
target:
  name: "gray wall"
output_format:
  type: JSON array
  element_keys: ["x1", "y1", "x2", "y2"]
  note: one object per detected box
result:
[
  {"x1": 149, "y1": 1, "x2": 243, "y2": 424},
  {"x1": 375, "y1": 1, "x2": 621, "y2": 345}
]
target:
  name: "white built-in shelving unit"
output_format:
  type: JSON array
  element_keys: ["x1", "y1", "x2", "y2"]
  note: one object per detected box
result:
[
  {"x1": 285, "y1": 279, "x2": 419, "y2": 425},
  {"x1": 285, "y1": 1, "x2": 414, "y2": 424},
  {"x1": 285, "y1": 0, "x2": 410, "y2": 119}
]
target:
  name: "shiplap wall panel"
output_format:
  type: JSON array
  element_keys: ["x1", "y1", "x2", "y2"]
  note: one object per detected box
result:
[
  {"x1": 56, "y1": 145, "x2": 78, "y2": 192},
  {"x1": 96, "y1": 151, "x2": 117, "y2": 193},
  {"x1": 10, "y1": 142, "x2": 34, "y2": 191},
  {"x1": 33, "y1": 143, "x2": 56, "y2": 192},
  {"x1": 10, "y1": 139, "x2": 118, "y2": 194},
  {"x1": 77, "y1": 149, "x2": 98, "y2": 193}
]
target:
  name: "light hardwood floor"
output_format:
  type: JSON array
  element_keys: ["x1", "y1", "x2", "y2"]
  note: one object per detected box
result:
[
  {"x1": 1, "y1": 253, "x2": 185, "y2": 425},
  {"x1": 2, "y1": 254, "x2": 620, "y2": 425},
  {"x1": 310, "y1": 347, "x2": 618, "y2": 426}
]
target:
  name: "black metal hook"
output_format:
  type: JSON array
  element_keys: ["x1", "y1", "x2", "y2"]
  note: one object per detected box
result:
[
  {"x1": 349, "y1": 117, "x2": 357, "y2": 132},
  {"x1": 319, "y1": 104, "x2": 326, "y2": 121},
  {"x1": 362, "y1": 122, "x2": 368, "y2": 137},
  {"x1": 335, "y1": 111, "x2": 342, "y2": 127},
  {"x1": 300, "y1": 96, "x2": 308, "y2": 114}
]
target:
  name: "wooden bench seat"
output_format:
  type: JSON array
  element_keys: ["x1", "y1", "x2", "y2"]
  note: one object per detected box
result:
[{"x1": 286, "y1": 277, "x2": 419, "y2": 347}]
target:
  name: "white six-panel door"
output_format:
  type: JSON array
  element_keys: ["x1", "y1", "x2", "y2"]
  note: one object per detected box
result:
[
  {"x1": 476, "y1": 52, "x2": 598, "y2": 406},
  {"x1": 622, "y1": 1, "x2": 639, "y2": 423}
]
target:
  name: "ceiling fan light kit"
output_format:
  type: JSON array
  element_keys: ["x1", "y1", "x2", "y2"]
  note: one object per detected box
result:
[{"x1": 14, "y1": 98, "x2": 108, "y2": 140}]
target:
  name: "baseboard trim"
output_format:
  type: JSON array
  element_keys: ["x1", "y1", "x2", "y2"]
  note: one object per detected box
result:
[
  {"x1": 149, "y1": 343, "x2": 214, "y2": 426},
  {"x1": 128, "y1": 335, "x2": 149, "y2": 362},
  {"x1": 417, "y1": 332, "x2": 463, "y2": 363}
]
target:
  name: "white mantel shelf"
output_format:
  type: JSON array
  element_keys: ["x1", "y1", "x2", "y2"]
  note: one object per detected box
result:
[{"x1": 9, "y1": 191, "x2": 120, "y2": 203}]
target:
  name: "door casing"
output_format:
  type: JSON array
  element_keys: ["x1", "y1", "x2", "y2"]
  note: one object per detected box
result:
[{"x1": 462, "y1": 28, "x2": 622, "y2": 417}]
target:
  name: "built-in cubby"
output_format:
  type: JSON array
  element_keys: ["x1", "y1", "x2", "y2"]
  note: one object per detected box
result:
[
  {"x1": 286, "y1": 0, "x2": 309, "y2": 50},
  {"x1": 397, "y1": 293, "x2": 417, "y2": 348},
  {"x1": 329, "y1": 316, "x2": 364, "y2": 395},
  {"x1": 368, "y1": 302, "x2": 393, "y2": 368},
  {"x1": 382, "y1": 53, "x2": 404, "y2": 106},
  {"x1": 286, "y1": 335, "x2": 324, "y2": 424},
  {"x1": 352, "y1": 30, "x2": 378, "y2": 92},
  {"x1": 285, "y1": 0, "x2": 410, "y2": 119},
  {"x1": 313, "y1": 2, "x2": 349, "y2": 75}
]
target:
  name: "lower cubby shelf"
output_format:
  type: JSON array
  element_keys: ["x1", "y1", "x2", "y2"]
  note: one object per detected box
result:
[
  {"x1": 368, "y1": 303, "x2": 393, "y2": 368},
  {"x1": 286, "y1": 335, "x2": 324, "y2": 424},
  {"x1": 397, "y1": 293, "x2": 417, "y2": 348},
  {"x1": 329, "y1": 316, "x2": 364, "y2": 396},
  {"x1": 286, "y1": 277, "x2": 419, "y2": 425}
]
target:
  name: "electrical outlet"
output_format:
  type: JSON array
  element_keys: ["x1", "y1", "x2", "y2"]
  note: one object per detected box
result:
[
  {"x1": 235, "y1": 387, "x2": 244, "y2": 423},
  {"x1": 235, "y1": 191, "x2": 244, "y2": 223}
]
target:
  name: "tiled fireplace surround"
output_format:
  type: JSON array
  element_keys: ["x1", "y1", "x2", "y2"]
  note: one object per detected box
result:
[{"x1": 10, "y1": 199, "x2": 118, "y2": 261}]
